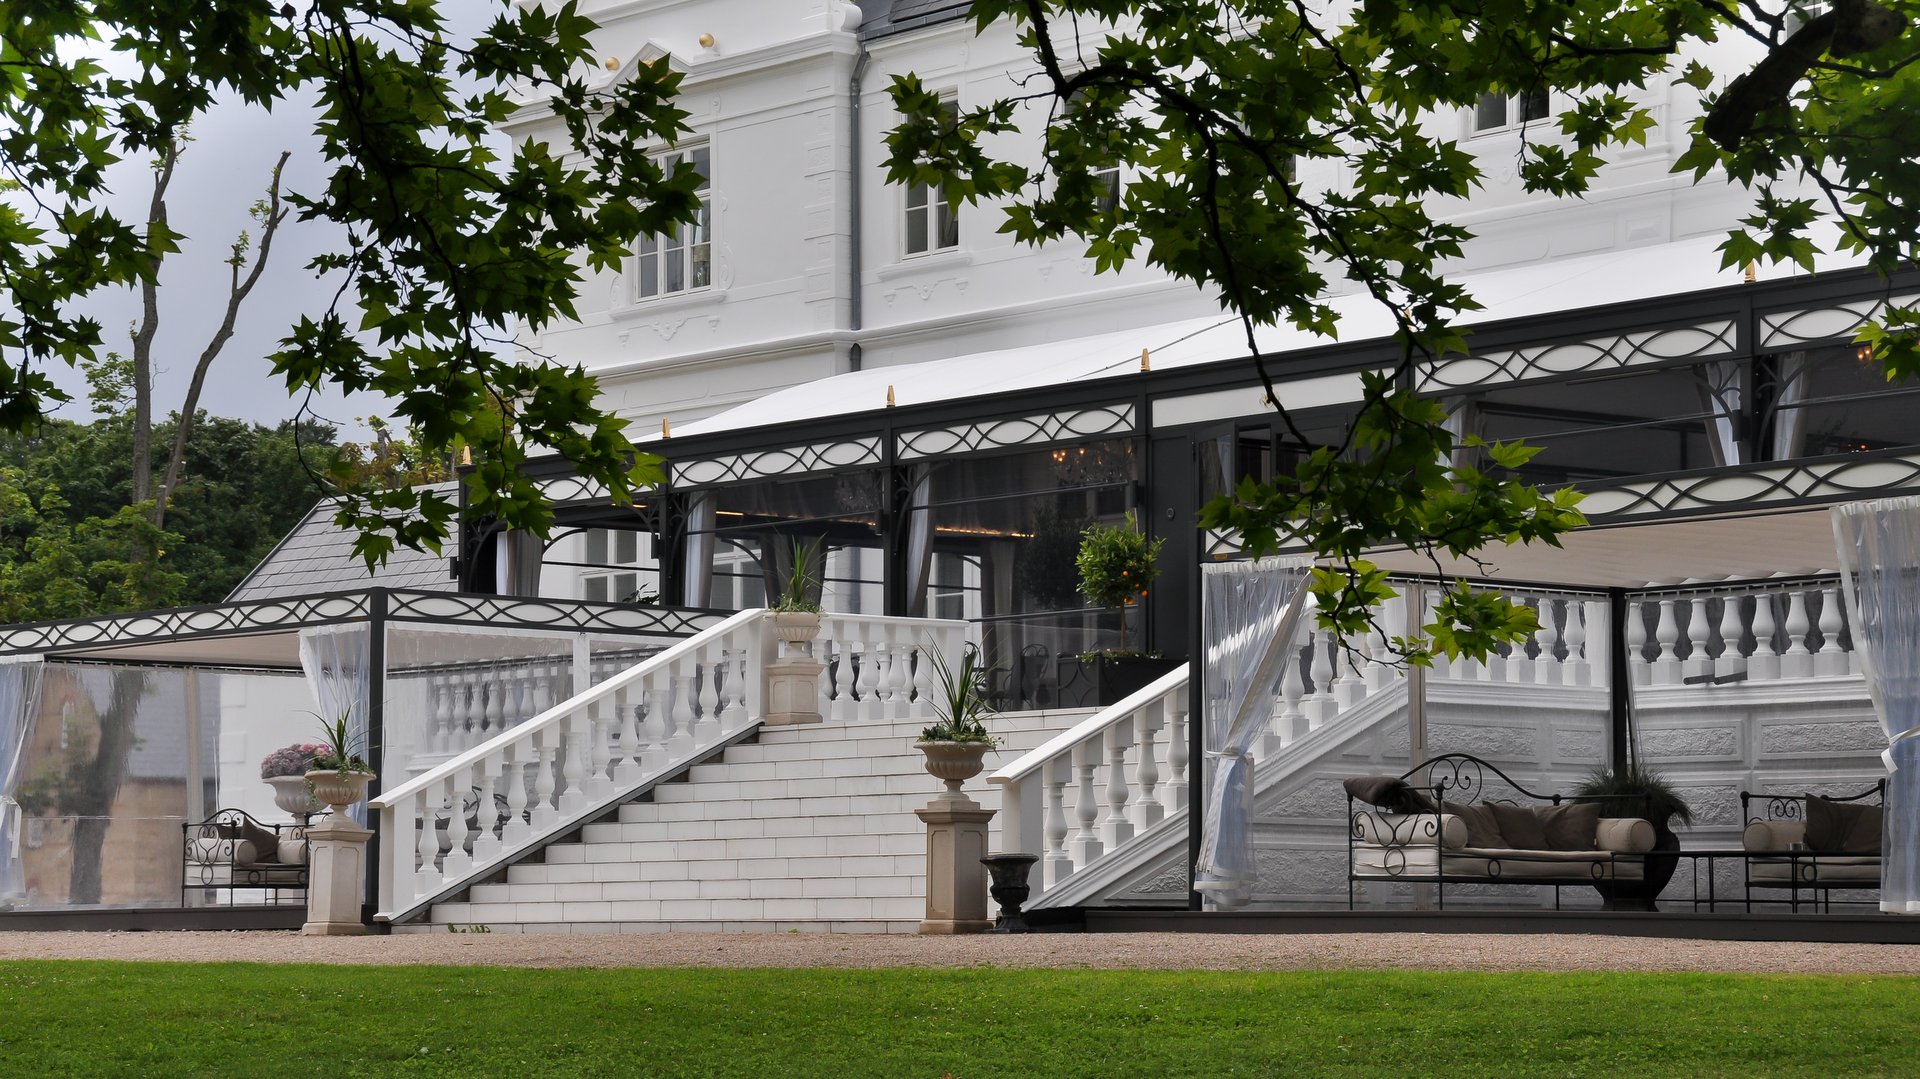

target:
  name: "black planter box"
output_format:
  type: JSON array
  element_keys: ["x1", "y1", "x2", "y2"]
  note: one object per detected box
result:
[{"x1": 1053, "y1": 654, "x2": 1180, "y2": 709}]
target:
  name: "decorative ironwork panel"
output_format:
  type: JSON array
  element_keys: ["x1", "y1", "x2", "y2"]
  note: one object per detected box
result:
[
  {"x1": 0, "y1": 593, "x2": 371, "y2": 656},
  {"x1": 1578, "y1": 451, "x2": 1920, "y2": 522},
  {"x1": 537, "y1": 475, "x2": 612, "y2": 506},
  {"x1": 1760, "y1": 293, "x2": 1920, "y2": 349},
  {"x1": 385, "y1": 590, "x2": 724, "y2": 639},
  {"x1": 671, "y1": 437, "x2": 882, "y2": 486},
  {"x1": 1419, "y1": 321, "x2": 1737, "y2": 392},
  {"x1": 896, "y1": 404, "x2": 1135, "y2": 460}
]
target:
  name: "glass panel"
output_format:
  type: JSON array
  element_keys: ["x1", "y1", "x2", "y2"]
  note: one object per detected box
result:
[
  {"x1": 905, "y1": 201, "x2": 928, "y2": 255},
  {"x1": 1466, "y1": 363, "x2": 1732, "y2": 484},
  {"x1": 585, "y1": 529, "x2": 608, "y2": 565},
  {"x1": 936, "y1": 193, "x2": 958, "y2": 249},
  {"x1": 690, "y1": 145, "x2": 710, "y2": 190},
  {"x1": 1766, "y1": 344, "x2": 1920, "y2": 459},
  {"x1": 1519, "y1": 87, "x2": 1550, "y2": 122},
  {"x1": 584, "y1": 577, "x2": 608, "y2": 602},
  {"x1": 639, "y1": 248, "x2": 658, "y2": 297},
  {"x1": 615, "y1": 530, "x2": 638, "y2": 565},
  {"x1": 1475, "y1": 92, "x2": 1508, "y2": 130}
]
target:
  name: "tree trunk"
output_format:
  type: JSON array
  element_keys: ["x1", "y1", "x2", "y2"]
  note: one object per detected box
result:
[{"x1": 62, "y1": 670, "x2": 146, "y2": 906}]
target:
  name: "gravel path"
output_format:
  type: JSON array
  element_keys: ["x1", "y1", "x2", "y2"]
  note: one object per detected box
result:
[{"x1": 2, "y1": 930, "x2": 1918, "y2": 974}]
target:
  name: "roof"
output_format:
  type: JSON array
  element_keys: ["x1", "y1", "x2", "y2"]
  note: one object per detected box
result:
[
  {"x1": 860, "y1": 0, "x2": 972, "y2": 40},
  {"x1": 226, "y1": 491, "x2": 456, "y2": 601},
  {"x1": 665, "y1": 234, "x2": 1806, "y2": 443}
]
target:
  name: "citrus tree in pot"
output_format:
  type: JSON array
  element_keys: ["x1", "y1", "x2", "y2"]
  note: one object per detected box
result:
[
  {"x1": 915, "y1": 645, "x2": 1001, "y2": 793},
  {"x1": 1575, "y1": 760, "x2": 1695, "y2": 911},
  {"x1": 1063, "y1": 511, "x2": 1176, "y2": 707}
]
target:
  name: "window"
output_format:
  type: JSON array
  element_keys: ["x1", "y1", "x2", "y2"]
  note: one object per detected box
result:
[
  {"x1": 637, "y1": 144, "x2": 711, "y2": 298},
  {"x1": 1092, "y1": 161, "x2": 1122, "y2": 215},
  {"x1": 1474, "y1": 88, "x2": 1550, "y2": 133},
  {"x1": 579, "y1": 528, "x2": 656, "y2": 603},
  {"x1": 905, "y1": 98, "x2": 959, "y2": 255}
]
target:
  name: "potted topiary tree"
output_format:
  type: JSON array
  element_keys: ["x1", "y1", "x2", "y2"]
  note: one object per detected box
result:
[
  {"x1": 915, "y1": 645, "x2": 1000, "y2": 791},
  {"x1": 1062, "y1": 511, "x2": 1176, "y2": 706},
  {"x1": 1575, "y1": 760, "x2": 1695, "y2": 911}
]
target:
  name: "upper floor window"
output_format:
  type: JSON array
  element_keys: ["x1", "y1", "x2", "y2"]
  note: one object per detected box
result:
[
  {"x1": 1474, "y1": 88, "x2": 1549, "y2": 133},
  {"x1": 1092, "y1": 161, "x2": 1122, "y2": 215},
  {"x1": 905, "y1": 98, "x2": 959, "y2": 255},
  {"x1": 637, "y1": 144, "x2": 711, "y2": 298}
]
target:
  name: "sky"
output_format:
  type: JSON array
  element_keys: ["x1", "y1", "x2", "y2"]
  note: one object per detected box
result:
[{"x1": 40, "y1": 2, "x2": 506, "y2": 440}]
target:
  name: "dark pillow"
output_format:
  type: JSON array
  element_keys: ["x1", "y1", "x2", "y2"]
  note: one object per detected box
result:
[
  {"x1": 1805, "y1": 797, "x2": 1883, "y2": 854},
  {"x1": 1440, "y1": 801, "x2": 1507, "y2": 849},
  {"x1": 1488, "y1": 803, "x2": 1550, "y2": 850},
  {"x1": 1540, "y1": 801, "x2": 1604, "y2": 851},
  {"x1": 222, "y1": 818, "x2": 280, "y2": 864},
  {"x1": 1342, "y1": 776, "x2": 1435, "y2": 814}
]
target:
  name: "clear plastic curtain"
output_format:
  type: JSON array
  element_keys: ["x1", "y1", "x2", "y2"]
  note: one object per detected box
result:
[
  {"x1": 1771, "y1": 352, "x2": 1810, "y2": 460},
  {"x1": 494, "y1": 530, "x2": 546, "y2": 597},
  {"x1": 0, "y1": 657, "x2": 46, "y2": 901},
  {"x1": 1695, "y1": 360, "x2": 1746, "y2": 467},
  {"x1": 683, "y1": 493, "x2": 716, "y2": 608},
  {"x1": 1832, "y1": 496, "x2": 1920, "y2": 913},
  {"x1": 903, "y1": 465, "x2": 934, "y2": 618},
  {"x1": 299, "y1": 625, "x2": 373, "y2": 821},
  {"x1": 1193, "y1": 556, "x2": 1311, "y2": 908}
]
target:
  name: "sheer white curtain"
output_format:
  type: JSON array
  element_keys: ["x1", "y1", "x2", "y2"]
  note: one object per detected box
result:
[
  {"x1": 0, "y1": 657, "x2": 46, "y2": 901},
  {"x1": 1193, "y1": 557, "x2": 1311, "y2": 908},
  {"x1": 683, "y1": 493, "x2": 716, "y2": 608},
  {"x1": 903, "y1": 466, "x2": 935, "y2": 618},
  {"x1": 1833, "y1": 496, "x2": 1920, "y2": 914},
  {"x1": 299, "y1": 625, "x2": 374, "y2": 821}
]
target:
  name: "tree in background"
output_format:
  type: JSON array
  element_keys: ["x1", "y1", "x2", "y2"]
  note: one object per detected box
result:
[{"x1": 886, "y1": 0, "x2": 1920, "y2": 661}]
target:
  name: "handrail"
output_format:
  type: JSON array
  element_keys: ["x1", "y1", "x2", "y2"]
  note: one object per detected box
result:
[
  {"x1": 987, "y1": 663, "x2": 1189, "y2": 787},
  {"x1": 372, "y1": 607, "x2": 765, "y2": 809}
]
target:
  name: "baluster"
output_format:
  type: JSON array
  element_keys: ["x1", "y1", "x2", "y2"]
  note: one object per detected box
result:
[
  {"x1": 1627, "y1": 600, "x2": 1649, "y2": 686},
  {"x1": 911, "y1": 641, "x2": 936, "y2": 720},
  {"x1": 1043, "y1": 757, "x2": 1073, "y2": 888},
  {"x1": 1101, "y1": 724, "x2": 1134, "y2": 850},
  {"x1": 440, "y1": 774, "x2": 472, "y2": 878},
  {"x1": 531, "y1": 666, "x2": 553, "y2": 719},
  {"x1": 431, "y1": 681, "x2": 453, "y2": 755},
  {"x1": 485, "y1": 671, "x2": 506, "y2": 737},
  {"x1": 1163, "y1": 686, "x2": 1189, "y2": 815},
  {"x1": 1363, "y1": 609, "x2": 1392, "y2": 692},
  {"x1": 1333, "y1": 631, "x2": 1365, "y2": 710},
  {"x1": 1535, "y1": 598, "x2": 1563, "y2": 684},
  {"x1": 416, "y1": 793, "x2": 442, "y2": 896},
  {"x1": 889, "y1": 640, "x2": 914, "y2": 721},
  {"x1": 1506, "y1": 600, "x2": 1535, "y2": 683},
  {"x1": 1261, "y1": 669, "x2": 1288, "y2": 760},
  {"x1": 660, "y1": 679, "x2": 691, "y2": 759},
  {"x1": 1485, "y1": 631, "x2": 1509, "y2": 683},
  {"x1": 1716, "y1": 596, "x2": 1748, "y2": 680},
  {"x1": 1563, "y1": 601, "x2": 1589, "y2": 686},
  {"x1": 671, "y1": 662, "x2": 698, "y2": 750},
  {"x1": 831, "y1": 628, "x2": 858, "y2": 724},
  {"x1": 1652, "y1": 599, "x2": 1681, "y2": 684},
  {"x1": 557, "y1": 711, "x2": 587, "y2": 815},
  {"x1": 691, "y1": 655, "x2": 721, "y2": 746},
  {"x1": 1781, "y1": 590, "x2": 1813, "y2": 679},
  {"x1": 613, "y1": 685, "x2": 640, "y2": 785},
  {"x1": 1070, "y1": 739, "x2": 1104, "y2": 869},
  {"x1": 1131, "y1": 704, "x2": 1164, "y2": 832},
  {"x1": 1816, "y1": 587, "x2": 1849, "y2": 676},
  {"x1": 1749, "y1": 593, "x2": 1780, "y2": 681},
  {"x1": 1305, "y1": 629, "x2": 1336, "y2": 729},
  {"x1": 587, "y1": 699, "x2": 612, "y2": 788},
  {"x1": 1278, "y1": 648, "x2": 1307, "y2": 743},
  {"x1": 857, "y1": 638, "x2": 883, "y2": 722},
  {"x1": 502, "y1": 744, "x2": 531, "y2": 847},
  {"x1": 721, "y1": 649, "x2": 748, "y2": 726},
  {"x1": 531, "y1": 733, "x2": 559, "y2": 830},
  {"x1": 471, "y1": 758, "x2": 501, "y2": 864},
  {"x1": 639, "y1": 682, "x2": 669, "y2": 772},
  {"x1": 463, "y1": 673, "x2": 486, "y2": 750},
  {"x1": 1682, "y1": 597, "x2": 1713, "y2": 681}
]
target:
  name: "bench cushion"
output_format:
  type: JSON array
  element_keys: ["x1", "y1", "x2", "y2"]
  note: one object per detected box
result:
[
  {"x1": 1351, "y1": 846, "x2": 1645, "y2": 881},
  {"x1": 1805, "y1": 797, "x2": 1882, "y2": 854},
  {"x1": 1352, "y1": 812, "x2": 1466, "y2": 849},
  {"x1": 1749, "y1": 855, "x2": 1881, "y2": 884}
]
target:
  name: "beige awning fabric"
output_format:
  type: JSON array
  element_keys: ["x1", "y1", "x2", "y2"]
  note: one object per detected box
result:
[{"x1": 1363, "y1": 508, "x2": 1841, "y2": 590}]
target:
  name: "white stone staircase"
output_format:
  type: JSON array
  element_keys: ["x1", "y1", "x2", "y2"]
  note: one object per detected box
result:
[{"x1": 406, "y1": 709, "x2": 1089, "y2": 933}]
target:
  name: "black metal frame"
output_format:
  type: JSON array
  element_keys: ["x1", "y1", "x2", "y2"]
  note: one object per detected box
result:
[
  {"x1": 1740, "y1": 781, "x2": 1887, "y2": 913},
  {"x1": 1347, "y1": 753, "x2": 1650, "y2": 912},
  {"x1": 180, "y1": 808, "x2": 308, "y2": 907}
]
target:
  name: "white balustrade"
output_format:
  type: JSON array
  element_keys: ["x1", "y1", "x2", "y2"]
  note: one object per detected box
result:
[
  {"x1": 813, "y1": 615, "x2": 968, "y2": 725},
  {"x1": 1625, "y1": 581, "x2": 1857, "y2": 687}
]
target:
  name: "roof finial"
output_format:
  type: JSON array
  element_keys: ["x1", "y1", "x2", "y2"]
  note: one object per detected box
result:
[
  {"x1": 1743, "y1": 260, "x2": 1758, "y2": 284},
  {"x1": 1140, "y1": 347, "x2": 1151, "y2": 372},
  {"x1": 662, "y1": 417, "x2": 672, "y2": 439},
  {"x1": 886, "y1": 384, "x2": 896, "y2": 408}
]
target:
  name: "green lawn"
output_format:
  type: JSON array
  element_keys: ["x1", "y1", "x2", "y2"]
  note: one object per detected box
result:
[{"x1": 0, "y1": 961, "x2": 1912, "y2": 1077}]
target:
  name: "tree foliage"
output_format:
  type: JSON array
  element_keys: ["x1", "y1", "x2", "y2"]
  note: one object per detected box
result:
[
  {"x1": 884, "y1": 0, "x2": 1920, "y2": 661},
  {"x1": 1, "y1": 0, "x2": 698, "y2": 566}
]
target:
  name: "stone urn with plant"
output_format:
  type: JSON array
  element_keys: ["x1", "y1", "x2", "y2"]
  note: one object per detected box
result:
[
  {"x1": 1575, "y1": 760, "x2": 1695, "y2": 911},
  {"x1": 915, "y1": 645, "x2": 1001, "y2": 796},
  {"x1": 1065, "y1": 511, "x2": 1175, "y2": 706},
  {"x1": 305, "y1": 710, "x2": 375, "y2": 810},
  {"x1": 764, "y1": 537, "x2": 826, "y2": 725},
  {"x1": 260, "y1": 742, "x2": 327, "y2": 863}
]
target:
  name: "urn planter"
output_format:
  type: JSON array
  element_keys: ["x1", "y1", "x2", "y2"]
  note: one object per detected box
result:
[
  {"x1": 265, "y1": 774, "x2": 324, "y2": 862},
  {"x1": 980, "y1": 853, "x2": 1040, "y2": 932},
  {"x1": 304, "y1": 769, "x2": 374, "y2": 810},
  {"x1": 916, "y1": 740, "x2": 991, "y2": 795}
]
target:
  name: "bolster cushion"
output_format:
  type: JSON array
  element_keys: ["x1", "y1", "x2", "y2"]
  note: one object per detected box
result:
[
  {"x1": 1594, "y1": 817, "x2": 1655, "y2": 853},
  {"x1": 1353, "y1": 812, "x2": 1467, "y2": 850},
  {"x1": 1744, "y1": 819, "x2": 1805, "y2": 852}
]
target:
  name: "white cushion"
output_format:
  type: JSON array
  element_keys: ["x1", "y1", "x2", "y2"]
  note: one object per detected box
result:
[
  {"x1": 1447, "y1": 848, "x2": 1646, "y2": 881},
  {"x1": 1352, "y1": 812, "x2": 1467, "y2": 849},
  {"x1": 1595, "y1": 818, "x2": 1655, "y2": 853},
  {"x1": 1743, "y1": 820, "x2": 1806, "y2": 851},
  {"x1": 1749, "y1": 855, "x2": 1880, "y2": 883}
]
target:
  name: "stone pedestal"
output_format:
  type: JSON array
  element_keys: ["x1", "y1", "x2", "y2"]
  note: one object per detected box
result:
[
  {"x1": 301, "y1": 812, "x2": 372, "y2": 936},
  {"x1": 764, "y1": 654, "x2": 824, "y2": 726},
  {"x1": 916, "y1": 790, "x2": 995, "y2": 934}
]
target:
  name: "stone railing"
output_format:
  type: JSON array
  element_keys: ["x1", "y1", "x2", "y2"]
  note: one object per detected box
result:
[
  {"x1": 1626, "y1": 578, "x2": 1854, "y2": 686},
  {"x1": 371, "y1": 609, "x2": 966, "y2": 924}
]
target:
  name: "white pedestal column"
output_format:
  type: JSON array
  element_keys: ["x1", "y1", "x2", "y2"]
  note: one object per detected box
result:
[
  {"x1": 302, "y1": 812, "x2": 372, "y2": 936},
  {"x1": 916, "y1": 789, "x2": 995, "y2": 935}
]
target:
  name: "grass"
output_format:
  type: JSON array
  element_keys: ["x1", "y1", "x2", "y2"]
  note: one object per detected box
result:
[{"x1": 0, "y1": 961, "x2": 1914, "y2": 1077}]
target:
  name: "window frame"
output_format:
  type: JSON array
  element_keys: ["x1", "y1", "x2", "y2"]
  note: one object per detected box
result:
[
  {"x1": 1471, "y1": 88, "x2": 1551, "y2": 135},
  {"x1": 635, "y1": 141, "x2": 712, "y2": 301},
  {"x1": 903, "y1": 96, "x2": 961, "y2": 257}
]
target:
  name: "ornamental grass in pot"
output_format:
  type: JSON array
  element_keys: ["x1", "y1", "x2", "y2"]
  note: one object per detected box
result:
[
  {"x1": 1575, "y1": 760, "x2": 1695, "y2": 911},
  {"x1": 305, "y1": 710, "x2": 375, "y2": 809},
  {"x1": 916, "y1": 645, "x2": 1000, "y2": 792}
]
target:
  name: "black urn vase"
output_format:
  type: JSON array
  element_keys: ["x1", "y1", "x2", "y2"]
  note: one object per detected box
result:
[{"x1": 980, "y1": 853, "x2": 1040, "y2": 933}]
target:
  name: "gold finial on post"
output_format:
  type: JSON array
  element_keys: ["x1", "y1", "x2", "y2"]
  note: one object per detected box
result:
[
  {"x1": 1140, "y1": 347, "x2": 1151, "y2": 372},
  {"x1": 662, "y1": 417, "x2": 672, "y2": 439},
  {"x1": 1743, "y1": 260, "x2": 1758, "y2": 283},
  {"x1": 886, "y1": 384, "x2": 896, "y2": 408}
]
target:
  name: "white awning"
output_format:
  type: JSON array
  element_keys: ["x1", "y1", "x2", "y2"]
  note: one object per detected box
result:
[{"x1": 661, "y1": 234, "x2": 1841, "y2": 443}]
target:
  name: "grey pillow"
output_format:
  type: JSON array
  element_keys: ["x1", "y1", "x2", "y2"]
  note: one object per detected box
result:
[
  {"x1": 1541, "y1": 801, "x2": 1603, "y2": 851},
  {"x1": 1488, "y1": 803, "x2": 1549, "y2": 850},
  {"x1": 1439, "y1": 801, "x2": 1507, "y2": 848},
  {"x1": 1805, "y1": 797, "x2": 1882, "y2": 854}
]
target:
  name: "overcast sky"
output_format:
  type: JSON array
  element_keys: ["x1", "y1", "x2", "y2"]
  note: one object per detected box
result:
[{"x1": 45, "y1": 3, "x2": 506, "y2": 440}]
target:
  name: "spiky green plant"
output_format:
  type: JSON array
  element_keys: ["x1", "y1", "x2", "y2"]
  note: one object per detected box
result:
[
  {"x1": 916, "y1": 644, "x2": 1000, "y2": 746},
  {"x1": 1574, "y1": 760, "x2": 1693, "y2": 827}
]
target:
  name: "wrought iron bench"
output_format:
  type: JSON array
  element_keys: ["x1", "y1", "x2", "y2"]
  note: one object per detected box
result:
[
  {"x1": 1740, "y1": 782, "x2": 1886, "y2": 913},
  {"x1": 181, "y1": 808, "x2": 307, "y2": 907},
  {"x1": 1348, "y1": 754, "x2": 1656, "y2": 910}
]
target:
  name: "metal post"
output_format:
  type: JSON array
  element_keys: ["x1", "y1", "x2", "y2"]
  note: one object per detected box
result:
[
  {"x1": 1405, "y1": 585, "x2": 1430, "y2": 912},
  {"x1": 1609, "y1": 588, "x2": 1631, "y2": 770},
  {"x1": 362, "y1": 588, "x2": 387, "y2": 927}
]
